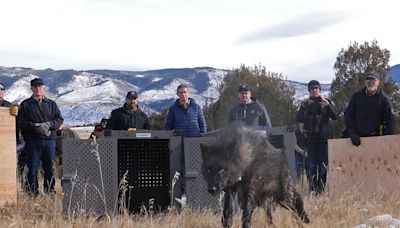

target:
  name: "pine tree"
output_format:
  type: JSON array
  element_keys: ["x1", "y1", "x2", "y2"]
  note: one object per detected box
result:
[{"x1": 149, "y1": 108, "x2": 169, "y2": 130}]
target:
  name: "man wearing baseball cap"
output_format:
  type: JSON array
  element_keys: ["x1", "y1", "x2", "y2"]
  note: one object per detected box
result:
[
  {"x1": 296, "y1": 80, "x2": 338, "y2": 195},
  {"x1": 344, "y1": 71, "x2": 395, "y2": 146},
  {"x1": 17, "y1": 78, "x2": 64, "y2": 196},
  {"x1": 106, "y1": 90, "x2": 150, "y2": 130},
  {"x1": 0, "y1": 82, "x2": 18, "y2": 116},
  {"x1": 0, "y1": 82, "x2": 12, "y2": 107},
  {"x1": 228, "y1": 83, "x2": 271, "y2": 128}
]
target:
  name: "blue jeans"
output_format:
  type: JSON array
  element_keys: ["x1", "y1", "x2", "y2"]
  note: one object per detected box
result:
[
  {"x1": 25, "y1": 137, "x2": 56, "y2": 195},
  {"x1": 307, "y1": 142, "x2": 328, "y2": 195}
]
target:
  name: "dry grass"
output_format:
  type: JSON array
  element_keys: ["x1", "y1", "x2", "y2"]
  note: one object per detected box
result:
[
  {"x1": 6, "y1": 139, "x2": 398, "y2": 227},
  {"x1": 1, "y1": 185, "x2": 400, "y2": 228}
]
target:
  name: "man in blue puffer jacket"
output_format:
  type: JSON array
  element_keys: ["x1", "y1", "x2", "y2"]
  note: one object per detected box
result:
[{"x1": 165, "y1": 84, "x2": 207, "y2": 137}]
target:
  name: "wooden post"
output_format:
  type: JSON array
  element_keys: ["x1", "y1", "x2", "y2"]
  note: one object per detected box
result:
[
  {"x1": 328, "y1": 135, "x2": 400, "y2": 195},
  {"x1": 0, "y1": 107, "x2": 17, "y2": 205}
]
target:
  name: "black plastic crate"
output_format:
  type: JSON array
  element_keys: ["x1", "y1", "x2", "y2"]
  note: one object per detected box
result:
[{"x1": 118, "y1": 139, "x2": 170, "y2": 212}]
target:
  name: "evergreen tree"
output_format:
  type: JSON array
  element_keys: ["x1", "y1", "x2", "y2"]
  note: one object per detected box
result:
[
  {"x1": 330, "y1": 40, "x2": 400, "y2": 136},
  {"x1": 149, "y1": 107, "x2": 169, "y2": 130},
  {"x1": 204, "y1": 64, "x2": 297, "y2": 130}
]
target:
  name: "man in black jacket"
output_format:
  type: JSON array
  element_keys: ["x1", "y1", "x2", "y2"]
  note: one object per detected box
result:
[
  {"x1": 17, "y1": 78, "x2": 64, "y2": 196},
  {"x1": 344, "y1": 71, "x2": 395, "y2": 146},
  {"x1": 0, "y1": 82, "x2": 12, "y2": 107},
  {"x1": 0, "y1": 82, "x2": 18, "y2": 117},
  {"x1": 296, "y1": 80, "x2": 337, "y2": 195},
  {"x1": 106, "y1": 91, "x2": 150, "y2": 130}
]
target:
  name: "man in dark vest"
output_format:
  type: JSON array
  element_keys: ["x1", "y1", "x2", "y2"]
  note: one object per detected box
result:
[{"x1": 228, "y1": 83, "x2": 272, "y2": 128}]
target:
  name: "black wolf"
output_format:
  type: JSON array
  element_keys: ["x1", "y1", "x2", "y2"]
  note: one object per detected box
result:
[{"x1": 200, "y1": 123, "x2": 310, "y2": 228}]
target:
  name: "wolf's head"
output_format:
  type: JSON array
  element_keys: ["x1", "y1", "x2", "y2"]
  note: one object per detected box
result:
[{"x1": 200, "y1": 142, "x2": 243, "y2": 195}]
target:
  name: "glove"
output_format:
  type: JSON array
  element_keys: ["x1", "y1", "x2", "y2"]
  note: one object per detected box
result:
[
  {"x1": 9, "y1": 104, "x2": 18, "y2": 116},
  {"x1": 35, "y1": 122, "x2": 51, "y2": 136},
  {"x1": 350, "y1": 133, "x2": 361, "y2": 146}
]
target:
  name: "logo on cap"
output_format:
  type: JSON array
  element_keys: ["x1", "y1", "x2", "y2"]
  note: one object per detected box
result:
[
  {"x1": 238, "y1": 83, "x2": 251, "y2": 92},
  {"x1": 126, "y1": 91, "x2": 138, "y2": 99}
]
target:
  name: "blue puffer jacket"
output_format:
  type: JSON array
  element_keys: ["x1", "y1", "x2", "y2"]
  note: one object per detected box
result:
[{"x1": 164, "y1": 98, "x2": 207, "y2": 138}]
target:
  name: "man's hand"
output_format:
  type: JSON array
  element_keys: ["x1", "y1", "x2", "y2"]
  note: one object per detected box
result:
[
  {"x1": 350, "y1": 133, "x2": 361, "y2": 146},
  {"x1": 302, "y1": 98, "x2": 313, "y2": 107},
  {"x1": 35, "y1": 122, "x2": 51, "y2": 136},
  {"x1": 320, "y1": 97, "x2": 331, "y2": 107},
  {"x1": 9, "y1": 104, "x2": 18, "y2": 116}
]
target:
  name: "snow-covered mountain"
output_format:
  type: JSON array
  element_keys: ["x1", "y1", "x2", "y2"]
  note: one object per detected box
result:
[{"x1": 0, "y1": 66, "x2": 330, "y2": 126}]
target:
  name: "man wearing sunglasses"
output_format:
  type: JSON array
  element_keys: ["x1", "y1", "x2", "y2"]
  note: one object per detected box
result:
[
  {"x1": 106, "y1": 90, "x2": 150, "y2": 130},
  {"x1": 228, "y1": 83, "x2": 271, "y2": 128},
  {"x1": 344, "y1": 71, "x2": 395, "y2": 146}
]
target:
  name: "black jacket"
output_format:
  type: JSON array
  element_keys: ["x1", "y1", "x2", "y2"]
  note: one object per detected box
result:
[
  {"x1": 344, "y1": 88, "x2": 395, "y2": 137},
  {"x1": 228, "y1": 98, "x2": 272, "y2": 127},
  {"x1": 17, "y1": 96, "x2": 64, "y2": 140},
  {"x1": 106, "y1": 104, "x2": 150, "y2": 130},
  {"x1": 296, "y1": 96, "x2": 338, "y2": 143},
  {"x1": 0, "y1": 99, "x2": 12, "y2": 107},
  {"x1": 1, "y1": 98, "x2": 20, "y2": 142}
]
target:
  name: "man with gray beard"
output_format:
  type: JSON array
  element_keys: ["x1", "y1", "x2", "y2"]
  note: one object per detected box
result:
[{"x1": 344, "y1": 71, "x2": 395, "y2": 146}]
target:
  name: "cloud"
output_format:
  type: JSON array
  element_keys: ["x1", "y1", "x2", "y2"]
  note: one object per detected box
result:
[
  {"x1": 237, "y1": 12, "x2": 349, "y2": 44},
  {"x1": 284, "y1": 56, "x2": 335, "y2": 83}
]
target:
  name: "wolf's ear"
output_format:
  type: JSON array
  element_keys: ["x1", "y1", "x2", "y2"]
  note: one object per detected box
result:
[{"x1": 199, "y1": 143, "x2": 209, "y2": 158}]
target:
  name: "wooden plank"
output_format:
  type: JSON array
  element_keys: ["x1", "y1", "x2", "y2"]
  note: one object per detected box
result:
[
  {"x1": 328, "y1": 135, "x2": 400, "y2": 195},
  {"x1": 0, "y1": 107, "x2": 17, "y2": 205}
]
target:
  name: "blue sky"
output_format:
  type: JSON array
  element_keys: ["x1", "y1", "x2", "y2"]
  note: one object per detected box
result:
[{"x1": 0, "y1": 0, "x2": 398, "y2": 83}]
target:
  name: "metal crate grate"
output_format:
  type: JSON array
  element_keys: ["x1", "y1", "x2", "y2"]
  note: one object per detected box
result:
[
  {"x1": 184, "y1": 137, "x2": 220, "y2": 209},
  {"x1": 118, "y1": 139, "x2": 170, "y2": 212},
  {"x1": 62, "y1": 139, "x2": 117, "y2": 215},
  {"x1": 269, "y1": 135, "x2": 284, "y2": 149}
]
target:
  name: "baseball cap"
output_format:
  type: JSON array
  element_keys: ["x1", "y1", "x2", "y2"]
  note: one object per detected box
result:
[
  {"x1": 31, "y1": 78, "x2": 44, "y2": 86},
  {"x1": 308, "y1": 80, "x2": 321, "y2": 90},
  {"x1": 238, "y1": 83, "x2": 251, "y2": 92},
  {"x1": 126, "y1": 91, "x2": 138, "y2": 99},
  {"x1": 364, "y1": 71, "x2": 380, "y2": 80}
]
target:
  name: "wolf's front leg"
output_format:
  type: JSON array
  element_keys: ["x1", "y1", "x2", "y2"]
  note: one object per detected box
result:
[
  {"x1": 222, "y1": 189, "x2": 234, "y2": 228},
  {"x1": 239, "y1": 189, "x2": 255, "y2": 228},
  {"x1": 264, "y1": 198, "x2": 274, "y2": 224}
]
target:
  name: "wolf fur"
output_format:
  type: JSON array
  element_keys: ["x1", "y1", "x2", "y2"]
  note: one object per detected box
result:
[{"x1": 200, "y1": 123, "x2": 310, "y2": 228}]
